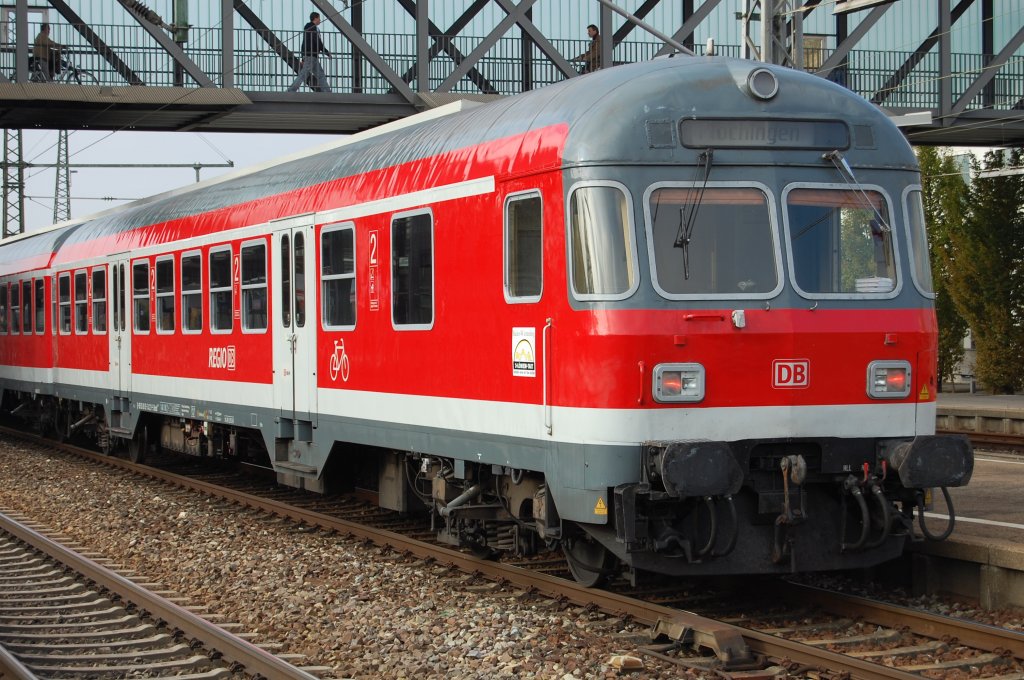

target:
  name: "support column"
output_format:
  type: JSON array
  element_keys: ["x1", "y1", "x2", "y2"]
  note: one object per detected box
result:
[
  {"x1": 939, "y1": 0, "x2": 952, "y2": 123},
  {"x1": 2, "y1": 130, "x2": 24, "y2": 238},
  {"x1": 221, "y1": 0, "x2": 234, "y2": 88},
  {"x1": 53, "y1": 130, "x2": 70, "y2": 225},
  {"x1": 415, "y1": 0, "x2": 428, "y2": 92},
  {"x1": 15, "y1": 0, "x2": 28, "y2": 83}
]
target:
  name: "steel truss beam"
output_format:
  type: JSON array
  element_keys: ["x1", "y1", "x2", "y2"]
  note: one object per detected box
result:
[
  {"x1": 49, "y1": 0, "x2": 143, "y2": 86},
  {"x1": 0, "y1": 0, "x2": 1018, "y2": 147},
  {"x1": 117, "y1": 0, "x2": 215, "y2": 87}
]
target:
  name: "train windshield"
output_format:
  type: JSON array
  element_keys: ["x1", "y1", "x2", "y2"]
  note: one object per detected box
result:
[
  {"x1": 786, "y1": 188, "x2": 896, "y2": 296},
  {"x1": 646, "y1": 186, "x2": 778, "y2": 297}
]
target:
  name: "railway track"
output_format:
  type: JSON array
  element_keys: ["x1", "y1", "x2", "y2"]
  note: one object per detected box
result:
[
  {"x1": 0, "y1": 508, "x2": 324, "y2": 680},
  {"x1": 3, "y1": 428, "x2": 1024, "y2": 679}
]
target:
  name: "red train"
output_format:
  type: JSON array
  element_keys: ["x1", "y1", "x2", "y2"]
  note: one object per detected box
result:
[{"x1": 0, "y1": 56, "x2": 973, "y2": 584}]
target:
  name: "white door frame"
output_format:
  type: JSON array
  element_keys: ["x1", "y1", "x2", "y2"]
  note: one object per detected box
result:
[
  {"x1": 110, "y1": 258, "x2": 131, "y2": 396},
  {"x1": 271, "y1": 216, "x2": 317, "y2": 426}
]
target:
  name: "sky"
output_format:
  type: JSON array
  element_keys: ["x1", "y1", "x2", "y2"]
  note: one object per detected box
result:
[{"x1": 16, "y1": 130, "x2": 338, "y2": 233}]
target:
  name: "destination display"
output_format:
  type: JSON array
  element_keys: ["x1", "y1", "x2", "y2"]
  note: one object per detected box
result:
[{"x1": 679, "y1": 118, "x2": 850, "y2": 150}]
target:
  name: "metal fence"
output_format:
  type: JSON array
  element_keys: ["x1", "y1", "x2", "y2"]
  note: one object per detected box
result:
[{"x1": 3, "y1": 23, "x2": 1021, "y2": 112}]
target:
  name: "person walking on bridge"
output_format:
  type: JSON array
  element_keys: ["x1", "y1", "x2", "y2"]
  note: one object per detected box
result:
[{"x1": 288, "y1": 12, "x2": 332, "y2": 93}]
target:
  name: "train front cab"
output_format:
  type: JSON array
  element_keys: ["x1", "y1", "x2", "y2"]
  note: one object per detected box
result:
[{"x1": 558, "y1": 139, "x2": 974, "y2": 578}]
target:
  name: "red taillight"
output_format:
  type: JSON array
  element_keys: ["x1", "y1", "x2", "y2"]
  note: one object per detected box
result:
[
  {"x1": 867, "y1": 361, "x2": 912, "y2": 399},
  {"x1": 886, "y1": 370, "x2": 906, "y2": 391},
  {"x1": 661, "y1": 372, "x2": 683, "y2": 395}
]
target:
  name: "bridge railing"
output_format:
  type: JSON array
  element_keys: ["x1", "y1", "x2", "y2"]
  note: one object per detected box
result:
[{"x1": 3, "y1": 24, "x2": 1021, "y2": 112}]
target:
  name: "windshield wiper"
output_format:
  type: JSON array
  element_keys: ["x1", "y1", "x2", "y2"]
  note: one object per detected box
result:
[
  {"x1": 673, "y1": 148, "x2": 714, "y2": 280},
  {"x1": 822, "y1": 149, "x2": 892, "y2": 233}
]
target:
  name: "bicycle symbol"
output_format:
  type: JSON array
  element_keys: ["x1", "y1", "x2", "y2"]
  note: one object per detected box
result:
[{"x1": 329, "y1": 339, "x2": 350, "y2": 382}]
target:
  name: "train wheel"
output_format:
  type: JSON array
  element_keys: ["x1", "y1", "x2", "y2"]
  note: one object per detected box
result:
[
  {"x1": 562, "y1": 526, "x2": 617, "y2": 587},
  {"x1": 128, "y1": 425, "x2": 148, "y2": 464}
]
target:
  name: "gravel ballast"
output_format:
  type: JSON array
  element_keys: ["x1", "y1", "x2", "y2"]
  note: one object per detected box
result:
[{"x1": 0, "y1": 440, "x2": 708, "y2": 679}]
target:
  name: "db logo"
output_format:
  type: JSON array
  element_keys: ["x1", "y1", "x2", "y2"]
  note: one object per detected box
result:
[{"x1": 773, "y1": 359, "x2": 809, "y2": 388}]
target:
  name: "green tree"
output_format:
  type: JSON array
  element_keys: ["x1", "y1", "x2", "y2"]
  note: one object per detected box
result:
[
  {"x1": 916, "y1": 146, "x2": 968, "y2": 388},
  {"x1": 944, "y1": 148, "x2": 1024, "y2": 393}
]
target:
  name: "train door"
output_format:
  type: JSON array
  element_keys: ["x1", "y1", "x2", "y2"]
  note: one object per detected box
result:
[
  {"x1": 109, "y1": 258, "x2": 131, "y2": 401},
  {"x1": 272, "y1": 217, "x2": 317, "y2": 437}
]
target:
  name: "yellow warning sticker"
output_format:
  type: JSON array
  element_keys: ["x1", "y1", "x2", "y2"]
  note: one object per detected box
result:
[
  {"x1": 919, "y1": 385, "x2": 930, "y2": 400},
  {"x1": 594, "y1": 497, "x2": 608, "y2": 516}
]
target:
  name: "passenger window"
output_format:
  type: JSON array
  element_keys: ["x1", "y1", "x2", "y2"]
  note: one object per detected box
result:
[
  {"x1": 294, "y1": 233, "x2": 305, "y2": 328},
  {"x1": 132, "y1": 261, "x2": 150, "y2": 333},
  {"x1": 9, "y1": 281, "x2": 19, "y2": 335},
  {"x1": 21, "y1": 280, "x2": 31, "y2": 334},
  {"x1": 73, "y1": 271, "x2": 87, "y2": 333},
  {"x1": 181, "y1": 253, "x2": 202, "y2": 333},
  {"x1": 505, "y1": 193, "x2": 542, "y2": 300},
  {"x1": 0, "y1": 284, "x2": 7, "y2": 334},
  {"x1": 569, "y1": 185, "x2": 636, "y2": 298},
  {"x1": 58, "y1": 273, "x2": 70, "y2": 334},
  {"x1": 116, "y1": 264, "x2": 127, "y2": 332},
  {"x1": 281, "y1": 235, "x2": 291, "y2": 327},
  {"x1": 156, "y1": 257, "x2": 175, "y2": 333},
  {"x1": 91, "y1": 269, "x2": 106, "y2": 334},
  {"x1": 321, "y1": 225, "x2": 355, "y2": 329},
  {"x1": 34, "y1": 279, "x2": 44, "y2": 333},
  {"x1": 209, "y1": 247, "x2": 232, "y2": 333},
  {"x1": 391, "y1": 211, "x2": 433, "y2": 328},
  {"x1": 241, "y1": 242, "x2": 267, "y2": 332}
]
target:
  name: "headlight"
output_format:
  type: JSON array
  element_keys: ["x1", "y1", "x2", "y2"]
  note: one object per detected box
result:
[
  {"x1": 867, "y1": 360, "x2": 911, "y2": 399},
  {"x1": 653, "y1": 363, "x2": 705, "y2": 403}
]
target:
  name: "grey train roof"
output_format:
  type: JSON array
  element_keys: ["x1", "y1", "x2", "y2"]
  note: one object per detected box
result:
[{"x1": 1, "y1": 56, "x2": 915, "y2": 265}]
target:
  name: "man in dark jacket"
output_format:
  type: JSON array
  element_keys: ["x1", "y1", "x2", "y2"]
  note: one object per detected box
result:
[{"x1": 288, "y1": 12, "x2": 332, "y2": 92}]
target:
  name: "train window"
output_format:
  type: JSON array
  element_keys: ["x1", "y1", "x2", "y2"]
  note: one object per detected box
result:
[
  {"x1": 294, "y1": 233, "x2": 306, "y2": 328},
  {"x1": 0, "y1": 284, "x2": 7, "y2": 334},
  {"x1": 904, "y1": 188, "x2": 935, "y2": 297},
  {"x1": 209, "y1": 247, "x2": 233, "y2": 333},
  {"x1": 321, "y1": 224, "x2": 355, "y2": 330},
  {"x1": 281, "y1": 235, "x2": 291, "y2": 327},
  {"x1": 58, "y1": 273, "x2": 70, "y2": 334},
  {"x1": 21, "y1": 280, "x2": 31, "y2": 334},
  {"x1": 646, "y1": 186, "x2": 779, "y2": 298},
  {"x1": 569, "y1": 185, "x2": 637, "y2": 299},
  {"x1": 391, "y1": 210, "x2": 433, "y2": 328},
  {"x1": 785, "y1": 187, "x2": 897, "y2": 297},
  {"x1": 132, "y1": 261, "x2": 150, "y2": 334},
  {"x1": 156, "y1": 257, "x2": 175, "y2": 334},
  {"x1": 181, "y1": 252, "x2": 202, "y2": 334},
  {"x1": 504, "y1": 193, "x2": 542, "y2": 301},
  {"x1": 74, "y1": 271, "x2": 88, "y2": 334},
  {"x1": 241, "y1": 241, "x2": 268, "y2": 333},
  {"x1": 91, "y1": 269, "x2": 106, "y2": 334},
  {"x1": 9, "y1": 281, "x2": 19, "y2": 335},
  {"x1": 34, "y1": 279, "x2": 44, "y2": 334}
]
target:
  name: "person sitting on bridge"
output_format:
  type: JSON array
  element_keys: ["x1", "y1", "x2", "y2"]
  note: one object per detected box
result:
[
  {"x1": 288, "y1": 12, "x2": 332, "y2": 93},
  {"x1": 33, "y1": 23, "x2": 66, "y2": 81}
]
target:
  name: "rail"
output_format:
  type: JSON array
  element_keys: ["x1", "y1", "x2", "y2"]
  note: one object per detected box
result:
[
  {"x1": 0, "y1": 505, "x2": 321, "y2": 680},
  {"x1": 6, "y1": 425, "x2": 1020, "y2": 679}
]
